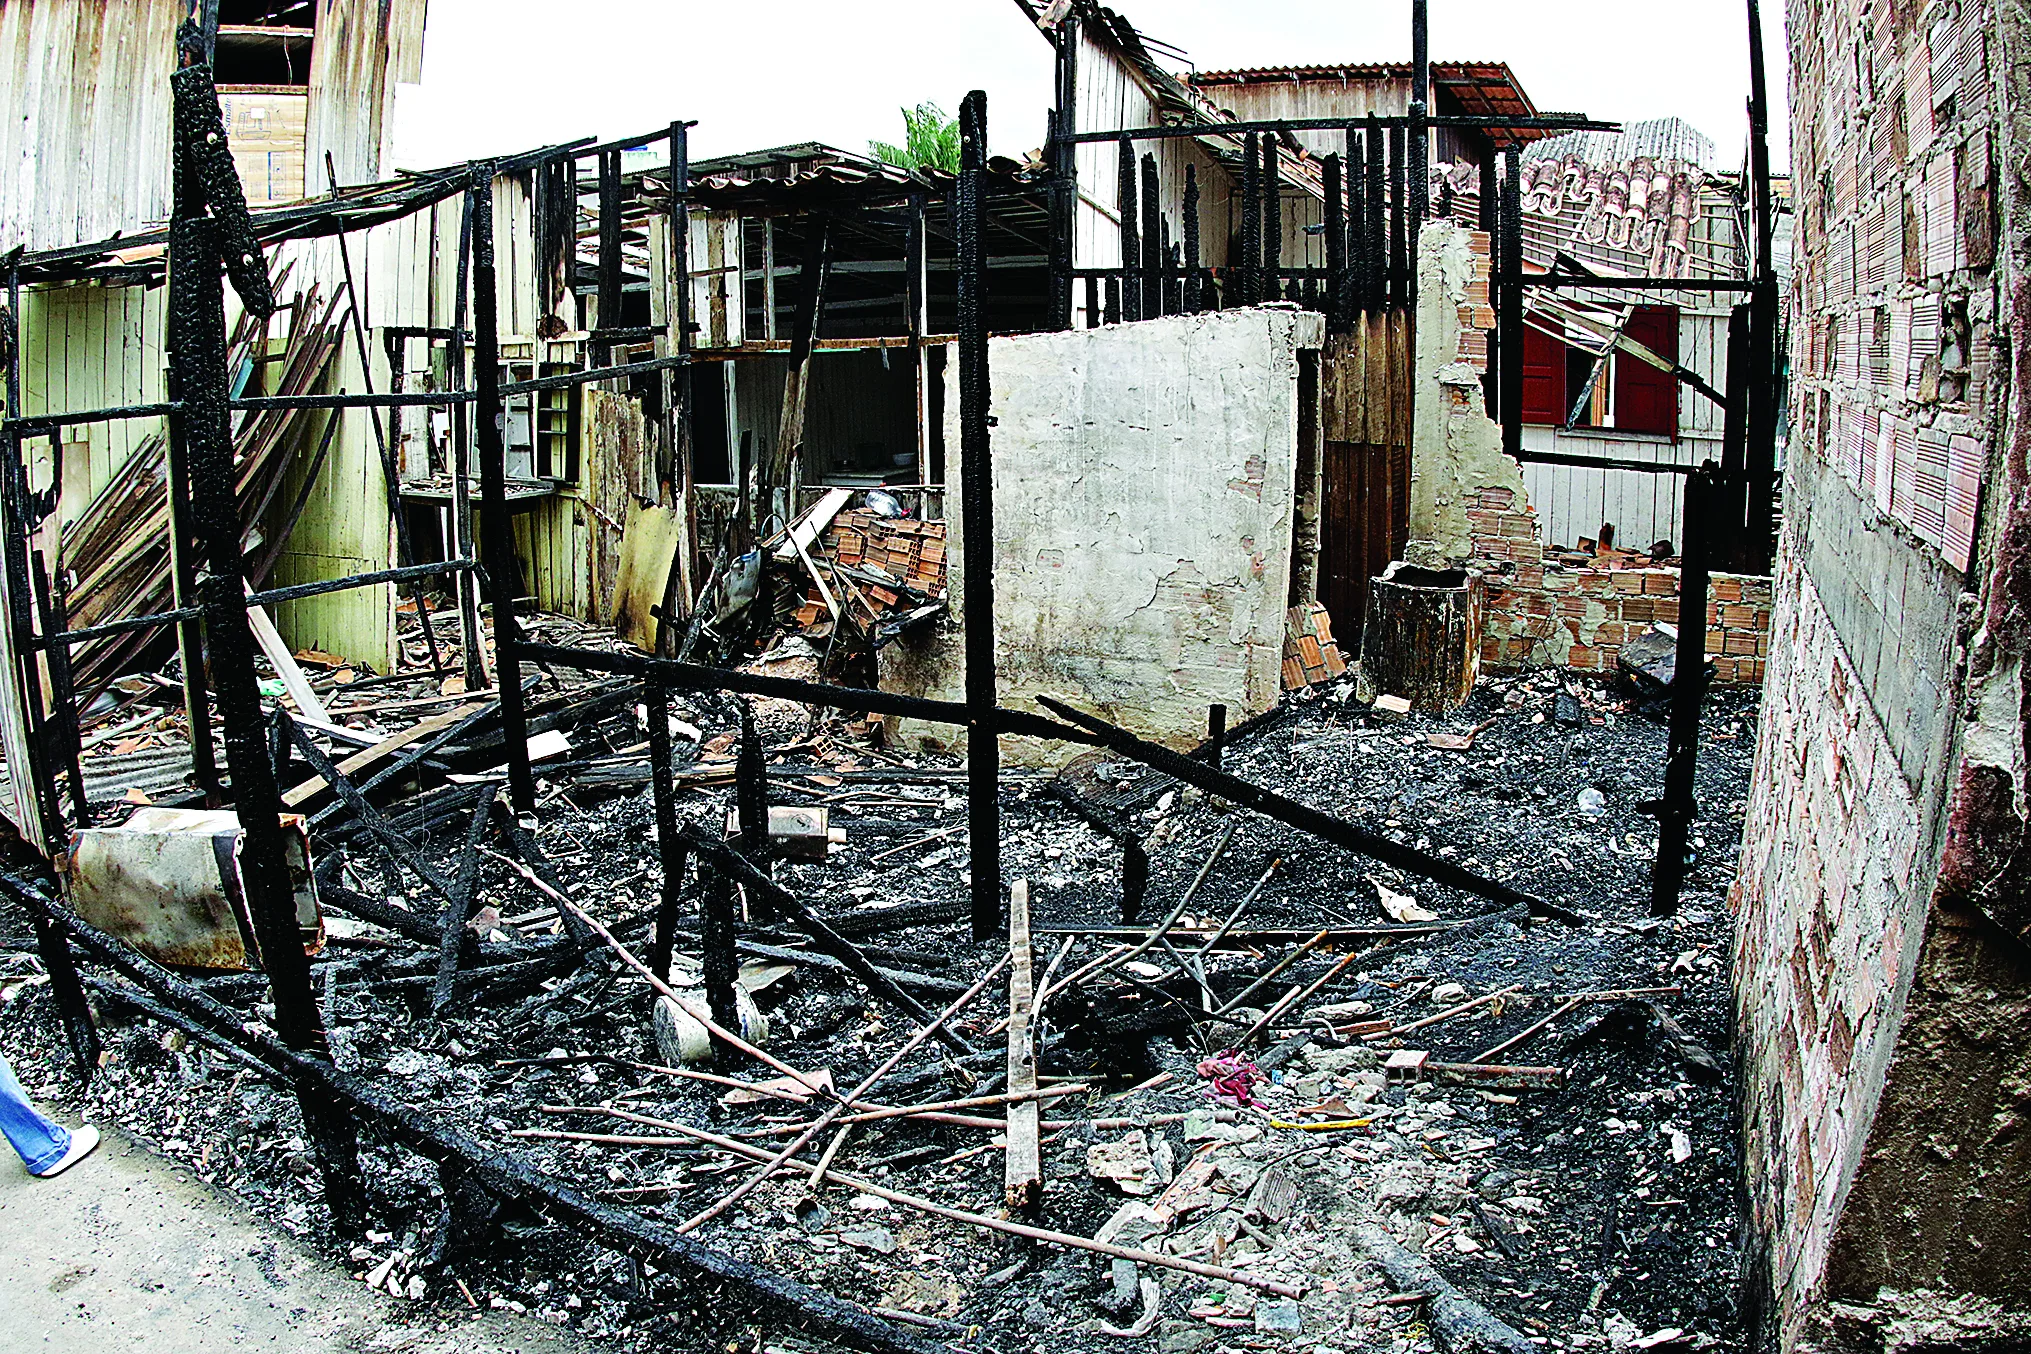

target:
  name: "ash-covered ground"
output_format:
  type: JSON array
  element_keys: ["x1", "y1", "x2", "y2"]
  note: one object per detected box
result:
[{"x1": 0, "y1": 666, "x2": 1756, "y2": 1354}]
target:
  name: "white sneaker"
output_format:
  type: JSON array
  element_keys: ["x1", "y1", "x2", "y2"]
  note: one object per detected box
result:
[{"x1": 33, "y1": 1125, "x2": 101, "y2": 1178}]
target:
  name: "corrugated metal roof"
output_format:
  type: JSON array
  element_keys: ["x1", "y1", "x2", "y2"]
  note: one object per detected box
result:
[{"x1": 1185, "y1": 60, "x2": 1552, "y2": 146}]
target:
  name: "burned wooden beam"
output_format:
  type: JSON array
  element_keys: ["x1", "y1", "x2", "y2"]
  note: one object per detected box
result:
[
  {"x1": 1035, "y1": 697, "x2": 1580, "y2": 922},
  {"x1": 167, "y1": 48, "x2": 362, "y2": 1234},
  {"x1": 676, "y1": 829, "x2": 975, "y2": 1056},
  {"x1": 4, "y1": 878, "x2": 946, "y2": 1354},
  {"x1": 431, "y1": 786, "x2": 500, "y2": 1015}
]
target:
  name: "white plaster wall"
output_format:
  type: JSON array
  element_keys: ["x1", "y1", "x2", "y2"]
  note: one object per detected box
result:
[{"x1": 887, "y1": 307, "x2": 1317, "y2": 763}]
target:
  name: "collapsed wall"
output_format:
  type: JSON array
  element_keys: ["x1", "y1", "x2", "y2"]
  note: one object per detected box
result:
[
  {"x1": 883, "y1": 307, "x2": 1318, "y2": 761},
  {"x1": 1409, "y1": 220, "x2": 1772, "y2": 685},
  {"x1": 1729, "y1": 0, "x2": 2031, "y2": 1345}
]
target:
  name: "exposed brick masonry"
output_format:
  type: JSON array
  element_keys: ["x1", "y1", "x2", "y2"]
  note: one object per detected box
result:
[{"x1": 1465, "y1": 485, "x2": 1772, "y2": 683}]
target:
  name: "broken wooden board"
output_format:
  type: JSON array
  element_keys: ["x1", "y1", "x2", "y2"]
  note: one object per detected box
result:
[
  {"x1": 611, "y1": 502, "x2": 685, "y2": 653},
  {"x1": 281, "y1": 703, "x2": 487, "y2": 809},
  {"x1": 1005, "y1": 878, "x2": 1042, "y2": 1214}
]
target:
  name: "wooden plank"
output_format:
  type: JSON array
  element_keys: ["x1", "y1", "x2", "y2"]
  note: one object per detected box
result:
[
  {"x1": 611, "y1": 501, "x2": 684, "y2": 652},
  {"x1": 281, "y1": 701, "x2": 487, "y2": 808},
  {"x1": 1004, "y1": 878, "x2": 1041, "y2": 1215}
]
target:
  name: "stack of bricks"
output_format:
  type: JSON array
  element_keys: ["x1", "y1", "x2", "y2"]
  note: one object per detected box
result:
[
  {"x1": 1467, "y1": 486, "x2": 1773, "y2": 684},
  {"x1": 1281, "y1": 603, "x2": 1349, "y2": 690},
  {"x1": 792, "y1": 510, "x2": 948, "y2": 630}
]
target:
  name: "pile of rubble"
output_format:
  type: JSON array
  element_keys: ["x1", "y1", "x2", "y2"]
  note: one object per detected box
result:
[{"x1": 0, "y1": 664, "x2": 1755, "y2": 1354}]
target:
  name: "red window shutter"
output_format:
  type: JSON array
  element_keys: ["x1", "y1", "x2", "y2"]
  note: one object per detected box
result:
[
  {"x1": 1614, "y1": 304, "x2": 1680, "y2": 438},
  {"x1": 1521, "y1": 319, "x2": 1566, "y2": 425}
]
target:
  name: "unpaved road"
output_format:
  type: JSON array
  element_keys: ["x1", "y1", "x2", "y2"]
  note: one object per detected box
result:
[{"x1": 0, "y1": 1123, "x2": 601, "y2": 1354}]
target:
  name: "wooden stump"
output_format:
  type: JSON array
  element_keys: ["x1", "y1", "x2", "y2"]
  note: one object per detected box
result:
[{"x1": 1356, "y1": 562, "x2": 1483, "y2": 713}]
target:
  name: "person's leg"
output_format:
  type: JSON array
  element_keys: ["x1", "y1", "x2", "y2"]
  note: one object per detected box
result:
[{"x1": 0, "y1": 1048, "x2": 71, "y2": 1174}]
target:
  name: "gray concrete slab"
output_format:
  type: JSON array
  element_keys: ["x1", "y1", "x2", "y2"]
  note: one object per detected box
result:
[{"x1": 0, "y1": 1125, "x2": 601, "y2": 1354}]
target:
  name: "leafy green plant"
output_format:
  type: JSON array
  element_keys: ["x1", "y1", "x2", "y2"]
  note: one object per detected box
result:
[{"x1": 870, "y1": 102, "x2": 961, "y2": 174}]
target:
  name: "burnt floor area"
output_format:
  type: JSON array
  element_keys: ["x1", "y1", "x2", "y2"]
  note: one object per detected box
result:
[{"x1": 0, "y1": 667, "x2": 1756, "y2": 1354}]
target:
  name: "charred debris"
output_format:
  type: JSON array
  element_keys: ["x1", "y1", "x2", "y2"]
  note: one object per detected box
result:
[{"x1": 0, "y1": 7, "x2": 1786, "y2": 1354}]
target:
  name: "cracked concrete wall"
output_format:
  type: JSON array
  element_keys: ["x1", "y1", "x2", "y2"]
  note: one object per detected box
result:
[
  {"x1": 882, "y1": 307, "x2": 1317, "y2": 764},
  {"x1": 1734, "y1": 0, "x2": 2031, "y2": 1345},
  {"x1": 1408, "y1": 221, "x2": 1529, "y2": 568}
]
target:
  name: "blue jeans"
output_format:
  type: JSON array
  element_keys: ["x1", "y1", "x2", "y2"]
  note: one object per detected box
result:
[{"x1": 0, "y1": 1049, "x2": 70, "y2": 1174}]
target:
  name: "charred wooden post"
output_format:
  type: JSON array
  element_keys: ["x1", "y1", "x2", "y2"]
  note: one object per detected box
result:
[
  {"x1": 1743, "y1": 0, "x2": 1780, "y2": 572},
  {"x1": 166, "y1": 37, "x2": 363, "y2": 1233},
  {"x1": 449, "y1": 188, "x2": 486, "y2": 690},
  {"x1": 1345, "y1": 130, "x2": 1367, "y2": 319},
  {"x1": 734, "y1": 698, "x2": 772, "y2": 912},
  {"x1": 471, "y1": 163, "x2": 537, "y2": 817},
  {"x1": 1116, "y1": 135, "x2": 1140, "y2": 322},
  {"x1": 1121, "y1": 836, "x2": 1149, "y2": 923},
  {"x1": 1049, "y1": 18, "x2": 1079, "y2": 330},
  {"x1": 644, "y1": 681, "x2": 689, "y2": 984},
  {"x1": 1182, "y1": 164, "x2": 1202, "y2": 313},
  {"x1": 1388, "y1": 124, "x2": 1408, "y2": 306},
  {"x1": 163, "y1": 407, "x2": 223, "y2": 803},
  {"x1": 1207, "y1": 703, "x2": 1228, "y2": 771},
  {"x1": 596, "y1": 148, "x2": 623, "y2": 366},
  {"x1": 1480, "y1": 151, "x2": 1501, "y2": 414},
  {"x1": 1103, "y1": 274, "x2": 1120, "y2": 325},
  {"x1": 29, "y1": 910, "x2": 99, "y2": 1077},
  {"x1": 958, "y1": 91, "x2": 1002, "y2": 941},
  {"x1": 1084, "y1": 273, "x2": 1100, "y2": 328},
  {"x1": 1260, "y1": 133, "x2": 1282, "y2": 302},
  {"x1": 1364, "y1": 118, "x2": 1387, "y2": 312},
  {"x1": 1651, "y1": 465, "x2": 1716, "y2": 916},
  {"x1": 1240, "y1": 131, "x2": 1261, "y2": 306},
  {"x1": 432, "y1": 784, "x2": 500, "y2": 1015},
  {"x1": 1499, "y1": 147, "x2": 1524, "y2": 459},
  {"x1": 1323, "y1": 153, "x2": 1346, "y2": 334},
  {"x1": 666, "y1": 121, "x2": 695, "y2": 570},
  {"x1": 1140, "y1": 153, "x2": 1162, "y2": 318},
  {"x1": 701, "y1": 862, "x2": 741, "y2": 1038},
  {"x1": 1357, "y1": 563, "x2": 1483, "y2": 713},
  {"x1": 1407, "y1": 0, "x2": 1429, "y2": 301}
]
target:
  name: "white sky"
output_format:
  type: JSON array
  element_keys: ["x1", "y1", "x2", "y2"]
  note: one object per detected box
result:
[{"x1": 393, "y1": 0, "x2": 1790, "y2": 175}]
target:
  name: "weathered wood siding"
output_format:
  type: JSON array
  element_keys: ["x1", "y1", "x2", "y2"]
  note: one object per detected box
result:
[
  {"x1": 0, "y1": 0, "x2": 181, "y2": 252},
  {"x1": 1071, "y1": 26, "x2": 1233, "y2": 274},
  {"x1": 1519, "y1": 304, "x2": 1731, "y2": 552},
  {"x1": 1319, "y1": 309, "x2": 1413, "y2": 638}
]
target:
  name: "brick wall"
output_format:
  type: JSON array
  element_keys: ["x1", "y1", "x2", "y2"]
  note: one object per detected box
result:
[
  {"x1": 1466, "y1": 485, "x2": 1772, "y2": 683},
  {"x1": 1730, "y1": 562, "x2": 1929, "y2": 1336},
  {"x1": 1729, "y1": 0, "x2": 2031, "y2": 1341}
]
